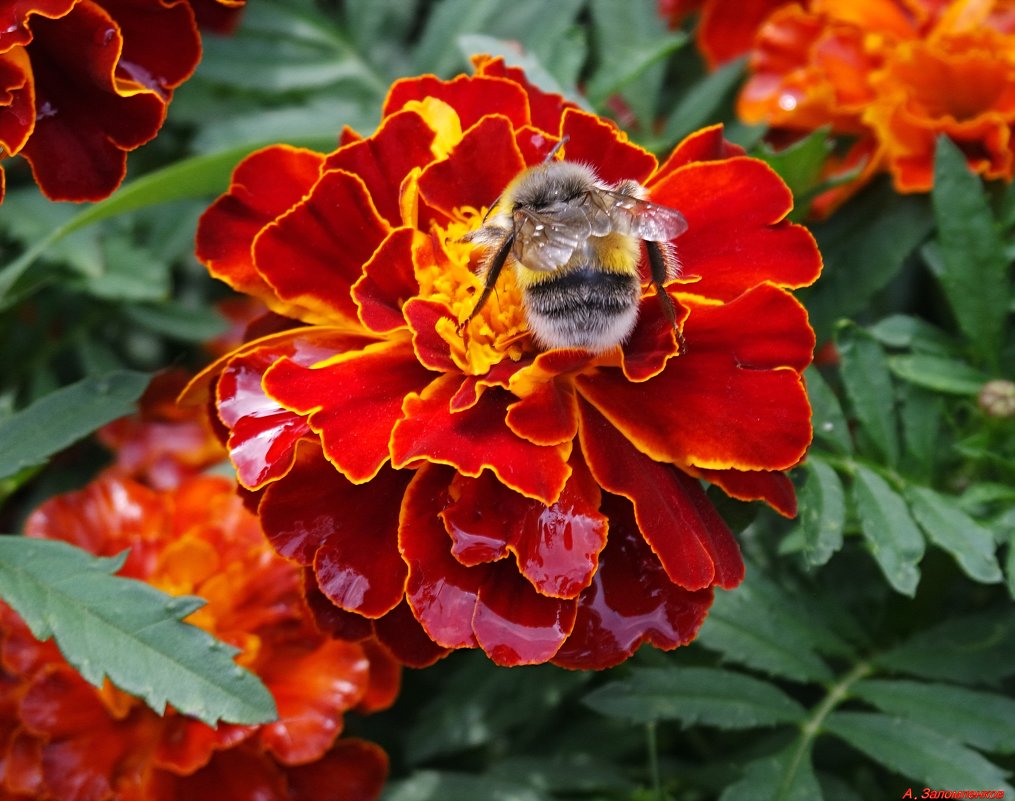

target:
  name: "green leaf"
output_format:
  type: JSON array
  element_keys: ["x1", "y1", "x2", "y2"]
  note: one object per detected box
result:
[
  {"x1": 696, "y1": 567, "x2": 848, "y2": 683},
  {"x1": 123, "y1": 303, "x2": 228, "y2": 343},
  {"x1": 804, "y1": 181, "x2": 933, "y2": 343},
  {"x1": 0, "y1": 371, "x2": 149, "y2": 481},
  {"x1": 851, "y1": 678, "x2": 1015, "y2": 753},
  {"x1": 662, "y1": 57, "x2": 746, "y2": 145},
  {"x1": 0, "y1": 145, "x2": 262, "y2": 306},
  {"x1": 718, "y1": 741, "x2": 823, "y2": 801},
  {"x1": 758, "y1": 128, "x2": 833, "y2": 206},
  {"x1": 583, "y1": 30, "x2": 688, "y2": 108},
  {"x1": 875, "y1": 608, "x2": 1015, "y2": 686},
  {"x1": 867, "y1": 314, "x2": 955, "y2": 353},
  {"x1": 583, "y1": 666, "x2": 806, "y2": 727},
  {"x1": 0, "y1": 537, "x2": 276, "y2": 726},
  {"x1": 837, "y1": 327, "x2": 899, "y2": 466},
  {"x1": 824, "y1": 712, "x2": 1013, "y2": 793},
  {"x1": 384, "y1": 771, "x2": 550, "y2": 801},
  {"x1": 403, "y1": 653, "x2": 588, "y2": 764},
  {"x1": 805, "y1": 366, "x2": 853, "y2": 455},
  {"x1": 906, "y1": 486, "x2": 1003, "y2": 584},
  {"x1": 889, "y1": 354, "x2": 990, "y2": 396},
  {"x1": 897, "y1": 384, "x2": 944, "y2": 479},
  {"x1": 931, "y1": 136, "x2": 1010, "y2": 369},
  {"x1": 851, "y1": 465, "x2": 925, "y2": 595},
  {"x1": 489, "y1": 755, "x2": 635, "y2": 796},
  {"x1": 798, "y1": 457, "x2": 846, "y2": 566}
]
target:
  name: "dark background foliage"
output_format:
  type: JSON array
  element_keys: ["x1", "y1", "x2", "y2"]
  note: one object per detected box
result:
[{"x1": 1, "y1": 1, "x2": 1013, "y2": 798}]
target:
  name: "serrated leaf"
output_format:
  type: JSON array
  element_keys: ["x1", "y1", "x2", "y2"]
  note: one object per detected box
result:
[
  {"x1": 805, "y1": 366, "x2": 853, "y2": 454},
  {"x1": 906, "y1": 486, "x2": 1002, "y2": 584},
  {"x1": 889, "y1": 354, "x2": 990, "y2": 396},
  {"x1": 931, "y1": 136, "x2": 1010, "y2": 369},
  {"x1": 851, "y1": 679, "x2": 1015, "y2": 753},
  {"x1": 384, "y1": 771, "x2": 551, "y2": 801},
  {"x1": 805, "y1": 180, "x2": 933, "y2": 343},
  {"x1": 0, "y1": 537, "x2": 276, "y2": 726},
  {"x1": 824, "y1": 712, "x2": 1013, "y2": 793},
  {"x1": 583, "y1": 666, "x2": 806, "y2": 728},
  {"x1": 875, "y1": 609, "x2": 1015, "y2": 686},
  {"x1": 0, "y1": 145, "x2": 263, "y2": 305},
  {"x1": 851, "y1": 466, "x2": 924, "y2": 595},
  {"x1": 0, "y1": 371, "x2": 149, "y2": 481},
  {"x1": 697, "y1": 568, "x2": 844, "y2": 683},
  {"x1": 837, "y1": 328, "x2": 899, "y2": 466},
  {"x1": 718, "y1": 741, "x2": 822, "y2": 801},
  {"x1": 798, "y1": 458, "x2": 846, "y2": 566},
  {"x1": 898, "y1": 384, "x2": 944, "y2": 480}
]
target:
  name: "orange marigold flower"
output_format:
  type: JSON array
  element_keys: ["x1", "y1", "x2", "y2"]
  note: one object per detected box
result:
[
  {"x1": 660, "y1": 0, "x2": 794, "y2": 69},
  {"x1": 0, "y1": 473, "x2": 394, "y2": 801},
  {"x1": 185, "y1": 56, "x2": 821, "y2": 670},
  {"x1": 739, "y1": 0, "x2": 1015, "y2": 196},
  {"x1": 0, "y1": 0, "x2": 241, "y2": 204}
]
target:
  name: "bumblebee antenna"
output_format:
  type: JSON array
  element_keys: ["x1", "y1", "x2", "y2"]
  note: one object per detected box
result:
[{"x1": 545, "y1": 135, "x2": 569, "y2": 163}]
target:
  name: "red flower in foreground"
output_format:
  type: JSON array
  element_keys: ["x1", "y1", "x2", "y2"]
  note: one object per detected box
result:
[
  {"x1": 187, "y1": 57, "x2": 820, "y2": 670},
  {"x1": 0, "y1": 474, "x2": 394, "y2": 801},
  {"x1": 0, "y1": 0, "x2": 241, "y2": 204},
  {"x1": 738, "y1": 0, "x2": 1015, "y2": 200}
]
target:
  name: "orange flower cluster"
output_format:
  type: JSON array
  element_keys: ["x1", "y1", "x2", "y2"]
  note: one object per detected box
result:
[
  {"x1": 736, "y1": 0, "x2": 1015, "y2": 196},
  {"x1": 0, "y1": 471, "x2": 395, "y2": 800},
  {"x1": 0, "y1": 0, "x2": 241, "y2": 206}
]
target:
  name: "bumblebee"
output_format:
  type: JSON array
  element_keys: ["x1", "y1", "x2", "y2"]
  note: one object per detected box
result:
[{"x1": 460, "y1": 146, "x2": 688, "y2": 352}]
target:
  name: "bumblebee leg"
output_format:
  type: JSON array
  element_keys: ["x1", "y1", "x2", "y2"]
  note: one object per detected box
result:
[
  {"x1": 458, "y1": 233, "x2": 514, "y2": 335},
  {"x1": 645, "y1": 240, "x2": 685, "y2": 353}
]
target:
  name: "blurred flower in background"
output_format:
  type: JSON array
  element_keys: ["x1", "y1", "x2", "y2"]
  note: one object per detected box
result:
[
  {"x1": 185, "y1": 57, "x2": 820, "y2": 670},
  {"x1": 660, "y1": 0, "x2": 791, "y2": 68},
  {"x1": 0, "y1": 419, "x2": 395, "y2": 800},
  {"x1": 0, "y1": 0, "x2": 244, "y2": 206}
]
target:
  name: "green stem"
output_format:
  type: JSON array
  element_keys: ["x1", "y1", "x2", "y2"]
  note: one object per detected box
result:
[
  {"x1": 646, "y1": 720, "x2": 663, "y2": 801},
  {"x1": 778, "y1": 660, "x2": 873, "y2": 800}
]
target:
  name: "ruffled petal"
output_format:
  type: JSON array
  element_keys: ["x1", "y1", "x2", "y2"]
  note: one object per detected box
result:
[
  {"x1": 383, "y1": 73, "x2": 530, "y2": 132},
  {"x1": 561, "y1": 108, "x2": 657, "y2": 186},
  {"x1": 391, "y1": 374, "x2": 572, "y2": 505},
  {"x1": 651, "y1": 157, "x2": 822, "y2": 300},
  {"x1": 577, "y1": 285, "x2": 814, "y2": 473},
  {"x1": 552, "y1": 494, "x2": 714, "y2": 669},
  {"x1": 263, "y1": 338, "x2": 433, "y2": 483},
  {"x1": 578, "y1": 401, "x2": 744, "y2": 590},
  {"x1": 284, "y1": 739, "x2": 389, "y2": 801},
  {"x1": 260, "y1": 448, "x2": 409, "y2": 619}
]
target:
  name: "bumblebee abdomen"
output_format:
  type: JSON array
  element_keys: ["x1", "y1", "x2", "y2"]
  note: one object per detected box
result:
[{"x1": 522, "y1": 266, "x2": 640, "y2": 352}]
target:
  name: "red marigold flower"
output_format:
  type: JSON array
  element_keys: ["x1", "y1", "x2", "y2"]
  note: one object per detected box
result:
[
  {"x1": 739, "y1": 0, "x2": 1015, "y2": 198},
  {"x1": 0, "y1": 0, "x2": 238, "y2": 204},
  {"x1": 186, "y1": 56, "x2": 820, "y2": 670},
  {"x1": 0, "y1": 474, "x2": 394, "y2": 801}
]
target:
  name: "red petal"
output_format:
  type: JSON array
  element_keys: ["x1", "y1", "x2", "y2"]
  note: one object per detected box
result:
[
  {"x1": 154, "y1": 718, "x2": 251, "y2": 775},
  {"x1": 0, "y1": 48, "x2": 34, "y2": 155},
  {"x1": 618, "y1": 291, "x2": 687, "y2": 382},
  {"x1": 552, "y1": 495, "x2": 714, "y2": 669},
  {"x1": 418, "y1": 113, "x2": 525, "y2": 217},
  {"x1": 355, "y1": 639, "x2": 403, "y2": 714},
  {"x1": 196, "y1": 145, "x2": 325, "y2": 305},
  {"x1": 20, "y1": 3, "x2": 167, "y2": 200},
  {"x1": 149, "y1": 747, "x2": 287, "y2": 801},
  {"x1": 391, "y1": 374, "x2": 572, "y2": 504},
  {"x1": 352, "y1": 228, "x2": 425, "y2": 334},
  {"x1": 472, "y1": 55, "x2": 578, "y2": 135},
  {"x1": 561, "y1": 109, "x2": 657, "y2": 186},
  {"x1": 264, "y1": 338, "x2": 432, "y2": 483},
  {"x1": 472, "y1": 563, "x2": 577, "y2": 665},
  {"x1": 260, "y1": 448, "x2": 409, "y2": 618},
  {"x1": 695, "y1": 467, "x2": 798, "y2": 517},
  {"x1": 285, "y1": 739, "x2": 389, "y2": 801},
  {"x1": 504, "y1": 377, "x2": 579, "y2": 446},
  {"x1": 578, "y1": 401, "x2": 744, "y2": 590},
  {"x1": 254, "y1": 170, "x2": 390, "y2": 324},
  {"x1": 103, "y1": 0, "x2": 201, "y2": 91},
  {"x1": 383, "y1": 73, "x2": 530, "y2": 132},
  {"x1": 371, "y1": 601, "x2": 451, "y2": 668},
  {"x1": 651, "y1": 157, "x2": 822, "y2": 300},
  {"x1": 697, "y1": 0, "x2": 790, "y2": 68},
  {"x1": 0, "y1": 0, "x2": 76, "y2": 49},
  {"x1": 653, "y1": 124, "x2": 746, "y2": 181},
  {"x1": 323, "y1": 109, "x2": 437, "y2": 227},
  {"x1": 403, "y1": 297, "x2": 458, "y2": 372},
  {"x1": 302, "y1": 569, "x2": 374, "y2": 642},
  {"x1": 399, "y1": 465, "x2": 481, "y2": 650},
  {"x1": 577, "y1": 285, "x2": 814, "y2": 473}
]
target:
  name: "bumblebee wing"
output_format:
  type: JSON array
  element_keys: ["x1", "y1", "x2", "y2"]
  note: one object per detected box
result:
[
  {"x1": 512, "y1": 207, "x2": 589, "y2": 272},
  {"x1": 595, "y1": 191, "x2": 689, "y2": 242}
]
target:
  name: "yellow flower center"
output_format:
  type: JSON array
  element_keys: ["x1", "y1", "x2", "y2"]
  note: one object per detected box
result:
[{"x1": 419, "y1": 208, "x2": 533, "y2": 376}]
